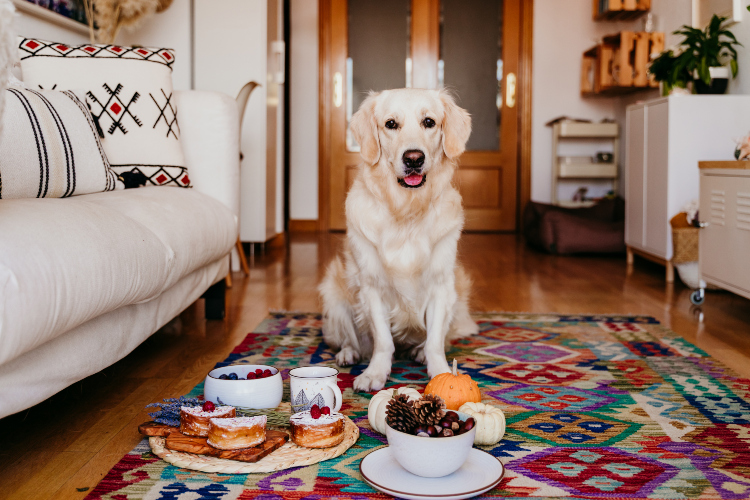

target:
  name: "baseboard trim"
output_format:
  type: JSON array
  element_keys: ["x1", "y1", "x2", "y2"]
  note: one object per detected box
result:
[{"x1": 289, "y1": 219, "x2": 319, "y2": 232}]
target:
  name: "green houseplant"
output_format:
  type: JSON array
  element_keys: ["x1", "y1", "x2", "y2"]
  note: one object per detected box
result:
[
  {"x1": 649, "y1": 14, "x2": 742, "y2": 95},
  {"x1": 649, "y1": 49, "x2": 691, "y2": 96}
]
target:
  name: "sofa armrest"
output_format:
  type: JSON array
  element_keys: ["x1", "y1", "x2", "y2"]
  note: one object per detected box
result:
[{"x1": 175, "y1": 90, "x2": 240, "y2": 219}]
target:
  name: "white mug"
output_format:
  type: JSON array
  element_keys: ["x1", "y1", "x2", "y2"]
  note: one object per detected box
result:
[{"x1": 289, "y1": 366, "x2": 342, "y2": 413}]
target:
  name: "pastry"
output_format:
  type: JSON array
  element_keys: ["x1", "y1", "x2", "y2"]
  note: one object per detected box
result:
[
  {"x1": 207, "y1": 415, "x2": 267, "y2": 450},
  {"x1": 290, "y1": 409, "x2": 345, "y2": 448},
  {"x1": 180, "y1": 405, "x2": 235, "y2": 437}
]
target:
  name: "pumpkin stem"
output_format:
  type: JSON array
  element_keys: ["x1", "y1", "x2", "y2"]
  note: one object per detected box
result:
[{"x1": 452, "y1": 358, "x2": 458, "y2": 376}]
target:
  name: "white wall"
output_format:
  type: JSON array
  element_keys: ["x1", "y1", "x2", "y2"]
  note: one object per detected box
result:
[
  {"x1": 120, "y1": 0, "x2": 193, "y2": 91},
  {"x1": 13, "y1": 10, "x2": 89, "y2": 46},
  {"x1": 531, "y1": 0, "x2": 624, "y2": 202},
  {"x1": 289, "y1": 0, "x2": 319, "y2": 221},
  {"x1": 530, "y1": 0, "x2": 692, "y2": 204},
  {"x1": 194, "y1": 0, "x2": 271, "y2": 242},
  {"x1": 728, "y1": 1, "x2": 750, "y2": 95}
]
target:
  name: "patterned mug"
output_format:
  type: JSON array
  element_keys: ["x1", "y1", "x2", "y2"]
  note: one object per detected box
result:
[{"x1": 289, "y1": 366, "x2": 343, "y2": 413}]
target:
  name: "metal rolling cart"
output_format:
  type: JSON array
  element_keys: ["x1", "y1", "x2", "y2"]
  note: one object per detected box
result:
[{"x1": 691, "y1": 161, "x2": 750, "y2": 305}]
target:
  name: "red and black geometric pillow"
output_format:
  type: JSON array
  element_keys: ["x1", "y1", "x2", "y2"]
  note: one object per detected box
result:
[{"x1": 17, "y1": 38, "x2": 190, "y2": 188}]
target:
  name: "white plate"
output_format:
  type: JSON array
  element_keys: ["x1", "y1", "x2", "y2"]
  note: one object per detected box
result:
[{"x1": 359, "y1": 446, "x2": 505, "y2": 500}]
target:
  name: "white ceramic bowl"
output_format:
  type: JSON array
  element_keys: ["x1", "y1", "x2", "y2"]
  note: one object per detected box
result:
[
  {"x1": 385, "y1": 410, "x2": 476, "y2": 478},
  {"x1": 203, "y1": 365, "x2": 283, "y2": 409}
]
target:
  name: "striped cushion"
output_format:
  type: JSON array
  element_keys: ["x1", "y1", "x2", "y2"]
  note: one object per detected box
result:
[{"x1": 0, "y1": 85, "x2": 117, "y2": 199}]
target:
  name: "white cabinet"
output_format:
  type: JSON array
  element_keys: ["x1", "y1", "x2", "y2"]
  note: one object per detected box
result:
[
  {"x1": 194, "y1": 0, "x2": 285, "y2": 243},
  {"x1": 699, "y1": 163, "x2": 750, "y2": 301},
  {"x1": 625, "y1": 96, "x2": 750, "y2": 282}
]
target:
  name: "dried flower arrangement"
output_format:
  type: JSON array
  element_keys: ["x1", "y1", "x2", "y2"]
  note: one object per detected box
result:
[
  {"x1": 145, "y1": 396, "x2": 292, "y2": 428},
  {"x1": 736, "y1": 133, "x2": 750, "y2": 161},
  {"x1": 82, "y1": 0, "x2": 171, "y2": 44},
  {"x1": 146, "y1": 396, "x2": 204, "y2": 427}
]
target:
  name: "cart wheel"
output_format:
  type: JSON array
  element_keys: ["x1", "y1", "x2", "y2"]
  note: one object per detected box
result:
[{"x1": 690, "y1": 289, "x2": 705, "y2": 306}]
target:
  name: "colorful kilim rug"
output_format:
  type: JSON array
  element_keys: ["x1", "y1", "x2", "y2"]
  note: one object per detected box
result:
[{"x1": 86, "y1": 313, "x2": 750, "y2": 499}]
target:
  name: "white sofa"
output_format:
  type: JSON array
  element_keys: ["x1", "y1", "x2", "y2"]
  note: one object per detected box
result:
[{"x1": 0, "y1": 90, "x2": 240, "y2": 418}]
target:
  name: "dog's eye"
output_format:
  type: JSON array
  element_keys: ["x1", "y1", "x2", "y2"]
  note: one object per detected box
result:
[
  {"x1": 423, "y1": 117, "x2": 436, "y2": 128},
  {"x1": 385, "y1": 120, "x2": 398, "y2": 130}
]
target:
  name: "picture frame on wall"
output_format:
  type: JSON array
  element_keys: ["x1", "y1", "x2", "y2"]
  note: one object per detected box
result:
[
  {"x1": 692, "y1": 0, "x2": 743, "y2": 27},
  {"x1": 11, "y1": 0, "x2": 90, "y2": 36}
]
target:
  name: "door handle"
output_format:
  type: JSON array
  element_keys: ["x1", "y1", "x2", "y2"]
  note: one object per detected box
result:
[
  {"x1": 333, "y1": 72, "x2": 343, "y2": 108},
  {"x1": 506, "y1": 72, "x2": 516, "y2": 108}
]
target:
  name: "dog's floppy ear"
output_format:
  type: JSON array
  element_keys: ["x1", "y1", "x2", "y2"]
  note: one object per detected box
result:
[
  {"x1": 350, "y1": 92, "x2": 381, "y2": 165},
  {"x1": 440, "y1": 92, "x2": 472, "y2": 159}
]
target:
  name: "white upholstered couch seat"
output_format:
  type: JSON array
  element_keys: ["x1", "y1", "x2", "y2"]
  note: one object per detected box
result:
[{"x1": 0, "y1": 90, "x2": 240, "y2": 418}]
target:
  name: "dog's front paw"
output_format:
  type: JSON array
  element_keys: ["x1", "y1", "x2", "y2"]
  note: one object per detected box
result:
[
  {"x1": 353, "y1": 371, "x2": 388, "y2": 392},
  {"x1": 408, "y1": 345, "x2": 426, "y2": 364},
  {"x1": 335, "y1": 346, "x2": 360, "y2": 366}
]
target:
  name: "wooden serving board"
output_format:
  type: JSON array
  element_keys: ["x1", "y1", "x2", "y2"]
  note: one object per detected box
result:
[
  {"x1": 138, "y1": 422, "x2": 288, "y2": 463},
  {"x1": 139, "y1": 421, "x2": 177, "y2": 437},
  {"x1": 147, "y1": 415, "x2": 360, "y2": 474}
]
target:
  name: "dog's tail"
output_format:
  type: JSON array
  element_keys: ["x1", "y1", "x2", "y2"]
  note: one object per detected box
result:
[
  {"x1": 448, "y1": 265, "x2": 479, "y2": 339},
  {"x1": 319, "y1": 257, "x2": 358, "y2": 351}
]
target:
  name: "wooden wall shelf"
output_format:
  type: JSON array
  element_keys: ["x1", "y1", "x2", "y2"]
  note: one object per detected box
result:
[
  {"x1": 593, "y1": 0, "x2": 651, "y2": 21},
  {"x1": 581, "y1": 31, "x2": 664, "y2": 96}
]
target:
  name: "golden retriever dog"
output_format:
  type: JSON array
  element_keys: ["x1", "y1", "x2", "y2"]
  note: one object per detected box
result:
[{"x1": 319, "y1": 88, "x2": 478, "y2": 392}]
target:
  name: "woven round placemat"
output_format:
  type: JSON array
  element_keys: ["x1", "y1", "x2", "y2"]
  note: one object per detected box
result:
[{"x1": 148, "y1": 416, "x2": 360, "y2": 474}]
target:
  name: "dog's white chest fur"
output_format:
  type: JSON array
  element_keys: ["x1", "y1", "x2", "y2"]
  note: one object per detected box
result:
[{"x1": 379, "y1": 229, "x2": 433, "y2": 277}]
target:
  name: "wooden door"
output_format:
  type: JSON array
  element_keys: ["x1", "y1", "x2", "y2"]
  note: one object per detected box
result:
[{"x1": 321, "y1": 0, "x2": 522, "y2": 231}]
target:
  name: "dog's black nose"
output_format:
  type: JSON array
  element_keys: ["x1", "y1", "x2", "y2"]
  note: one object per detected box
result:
[{"x1": 403, "y1": 150, "x2": 425, "y2": 170}]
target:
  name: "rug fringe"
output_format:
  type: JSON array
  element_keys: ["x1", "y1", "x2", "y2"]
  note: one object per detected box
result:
[{"x1": 267, "y1": 309, "x2": 658, "y2": 321}]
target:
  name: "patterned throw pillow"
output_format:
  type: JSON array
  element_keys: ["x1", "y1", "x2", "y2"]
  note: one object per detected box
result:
[
  {"x1": 17, "y1": 38, "x2": 190, "y2": 188},
  {"x1": 0, "y1": 85, "x2": 118, "y2": 199}
]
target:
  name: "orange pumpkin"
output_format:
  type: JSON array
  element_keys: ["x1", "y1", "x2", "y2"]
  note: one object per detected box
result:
[{"x1": 424, "y1": 359, "x2": 481, "y2": 410}]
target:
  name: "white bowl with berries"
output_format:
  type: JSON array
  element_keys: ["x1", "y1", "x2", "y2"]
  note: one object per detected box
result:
[
  {"x1": 385, "y1": 410, "x2": 477, "y2": 478},
  {"x1": 204, "y1": 364, "x2": 283, "y2": 409}
]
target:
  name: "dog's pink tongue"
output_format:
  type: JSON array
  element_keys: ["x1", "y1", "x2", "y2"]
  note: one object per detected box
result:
[{"x1": 404, "y1": 174, "x2": 423, "y2": 186}]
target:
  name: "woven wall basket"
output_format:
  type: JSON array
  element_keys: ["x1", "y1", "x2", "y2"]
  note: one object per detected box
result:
[{"x1": 148, "y1": 416, "x2": 359, "y2": 474}]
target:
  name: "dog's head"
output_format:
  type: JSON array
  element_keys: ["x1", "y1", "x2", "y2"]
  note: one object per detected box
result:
[{"x1": 349, "y1": 89, "x2": 471, "y2": 190}]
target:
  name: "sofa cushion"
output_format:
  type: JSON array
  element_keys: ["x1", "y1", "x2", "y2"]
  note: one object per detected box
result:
[
  {"x1": 17, "y1": 38, "x2": 190, "y2": 188},
  {"x1": 0, "y1": 187, "x2": 236, "y2": 367},
  {"x1": 0, "y1": 85, "x2": 118, "y2": 199}
]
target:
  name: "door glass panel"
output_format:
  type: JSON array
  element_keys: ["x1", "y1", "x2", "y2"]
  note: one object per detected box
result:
[
  {"x1": 347, "y1": 0, "x2": 410, "y2": 151},
  {"x1": 440, "y1": 0, "x2": 503, "y2": 151}
]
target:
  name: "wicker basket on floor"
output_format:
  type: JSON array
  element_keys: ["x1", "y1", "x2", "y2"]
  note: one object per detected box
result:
[{"x1": 672, "y1": 227, "x2": 699, "y2": 264}]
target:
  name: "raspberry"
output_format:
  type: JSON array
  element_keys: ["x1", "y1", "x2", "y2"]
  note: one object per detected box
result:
[
  {"x1": 255, "y1": 368, "x2": 264, "y2": 376},
  {"x1": 263, "y1": 369, "x2": 273, "y2": 378},
  {"x1": 247, "y1": 372, "x2": 256, "y2": 379},
  {"x1": 310, "y1": 405, "x2": 322, "y2": 419},
  {"x1": 202, "y1": 401, "x2": 215, "y2": 412},
  {"x1": 321, "y1": 406, "x2": 331, "y2": 415}
]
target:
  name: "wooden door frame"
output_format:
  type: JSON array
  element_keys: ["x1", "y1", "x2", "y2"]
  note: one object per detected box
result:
[{"x1": 317, "y1": 0, "x2": 533, "y2": 231}]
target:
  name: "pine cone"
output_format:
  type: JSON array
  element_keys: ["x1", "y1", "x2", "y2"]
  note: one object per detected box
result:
[
  {"x1": 414, "y1": 393, "x2": 446, "y2": 426},
  {"x1": 385, "y1": 394, "x2": 418, "y2": 434}
]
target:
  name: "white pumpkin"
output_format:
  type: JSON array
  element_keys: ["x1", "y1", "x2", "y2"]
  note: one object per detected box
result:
[
  {"x1": 367, "y1": 386, "x2": 421, "y2": 434},
  {"x1": 459, "y1": 401, "x2": 506, "y2": 446}
]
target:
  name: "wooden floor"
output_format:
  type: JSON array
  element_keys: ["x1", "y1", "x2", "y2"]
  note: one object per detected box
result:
[{"x1": 3, "y1": 232, "x2": 750, "y2": 499}]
